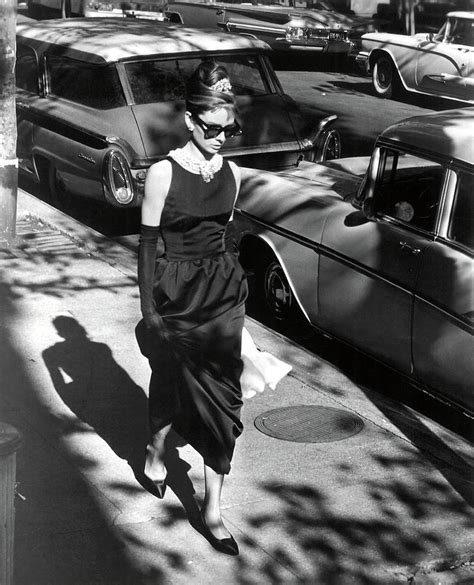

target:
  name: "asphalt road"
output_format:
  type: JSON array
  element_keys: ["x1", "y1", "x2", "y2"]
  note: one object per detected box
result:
[{"x1": 272, "y1": 59, "x2": 467, "y2": 158}]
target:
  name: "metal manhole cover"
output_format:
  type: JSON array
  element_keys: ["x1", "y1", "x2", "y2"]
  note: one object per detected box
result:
[{"x1": 254, "y1": 405, "x2": 364, "y2": 443}]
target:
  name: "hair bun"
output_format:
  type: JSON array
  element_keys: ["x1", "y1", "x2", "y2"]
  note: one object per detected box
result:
[{"x1": 186, "y1": 60, "x2": 236, "y2": 115}]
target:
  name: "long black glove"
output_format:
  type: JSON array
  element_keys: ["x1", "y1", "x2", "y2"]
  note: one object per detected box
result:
[
  {"x1": 224, "y1": 220, "x2": 238, "y2": 255},
  {"x1": 138, "y1": 224, "x2": 165, "y2": 333}
]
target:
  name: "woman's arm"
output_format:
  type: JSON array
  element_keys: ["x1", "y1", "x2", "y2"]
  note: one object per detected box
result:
[
  {"x1": 141, "y1": 160, "x2": 172, "y2": 226},
  {"x1": 138, "y1": 161, "x2": 172, "y2": 331}
]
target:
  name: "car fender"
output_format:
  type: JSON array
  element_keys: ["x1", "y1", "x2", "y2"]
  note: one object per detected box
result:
[
  {"x1": 236, "y1": 223, "x2": 317, "y2": 324},
  {"x1": 367, "y1": 46, "x2": 413, "y2": 90},
  {"x1": 235, "y1": 167, "x2": 343, "y2": 323}
]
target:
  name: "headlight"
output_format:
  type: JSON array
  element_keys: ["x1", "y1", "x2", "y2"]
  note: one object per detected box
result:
[{"x1": 104, "y1": 150, "x2": 134, "y2": 205}]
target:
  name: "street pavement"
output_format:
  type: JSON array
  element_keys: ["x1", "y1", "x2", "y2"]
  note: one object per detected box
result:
[{"x1": 0, "y1": 189, "x2": 473, "y2": 585}]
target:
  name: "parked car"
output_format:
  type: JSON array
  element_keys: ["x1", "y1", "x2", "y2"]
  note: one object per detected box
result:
[
  {"x1": 15, "y1": 18, "x2": 340, "y2": 207},
  {"x1": 234, "y1": 108, "x2": 474, "y2": 415},
  {"x1": 357, "y1": 11, "x2": 474, "y2": 103},
  {"x1": 121, "y1": 0, "x2": 376, "y2": 57}
]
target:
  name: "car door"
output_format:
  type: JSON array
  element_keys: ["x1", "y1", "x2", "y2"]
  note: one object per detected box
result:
[
  {"x1": 415, "y1": 17, "x2": 474, "y2": 102},
  {"x1": 318, "y1": 148, "x2": 446, "y2": 376},
  {"x1": 412, "y1": 168, "x2": 474, "y2": 413}
]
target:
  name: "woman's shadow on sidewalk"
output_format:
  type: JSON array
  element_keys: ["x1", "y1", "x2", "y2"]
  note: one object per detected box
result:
[{"x1": 42, "y1": 315, "x2": 200, "y2": 523}]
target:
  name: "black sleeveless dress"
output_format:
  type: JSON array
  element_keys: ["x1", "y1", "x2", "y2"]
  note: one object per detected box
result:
[{"x1": 146, "y1": 158, "x2": 248, "y2": 475}]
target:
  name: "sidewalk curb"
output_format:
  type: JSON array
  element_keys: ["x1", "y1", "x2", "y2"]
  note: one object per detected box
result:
[{"x1": 17, "y1": 189, "x2": 138, "y2": 280}]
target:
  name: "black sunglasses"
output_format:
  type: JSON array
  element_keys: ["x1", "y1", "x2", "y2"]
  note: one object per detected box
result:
[{"x1": 193, "y1": 116, "x2": 243, "y2": 139}]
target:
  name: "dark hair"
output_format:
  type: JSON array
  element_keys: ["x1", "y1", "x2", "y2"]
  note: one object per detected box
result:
[{"x1": 185, "y1": 59, "x2": 236, "y2": 116}]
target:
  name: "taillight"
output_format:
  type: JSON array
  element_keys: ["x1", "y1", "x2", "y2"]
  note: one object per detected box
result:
[{"x1": 104, "y1": 150, "x2": 134, "y2": 205}]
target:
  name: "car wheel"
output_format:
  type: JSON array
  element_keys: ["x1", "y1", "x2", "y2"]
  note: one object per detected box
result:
[
  {"x1": 256, "y1": 258, "x2": 305, "y2": 332},
  {"x1": 315, "y1": 128, "x2": 341, "y2": 162},
  {"x1": 48, "y1": 163, "x2": 67, "y2": 206},
  {"x1": 372, "y1": 55, "x2": 399, "y2": 99}
]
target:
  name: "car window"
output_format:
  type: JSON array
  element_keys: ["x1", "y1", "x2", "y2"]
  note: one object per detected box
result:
[
  {"x1": 448, "y1": 170, "x2": 473, "y2": 251},
  {"x1": 46, "y1": 55, "x2": 126, "y2": 109},
  {"x1": 446, "y1": 17, "x2": 474, "y2": 47},
  {"x1": 16, "y1": 45, "x2": 39, "y2": 94},
  {"x1": 374, "y1": 150, "x2": 444, "y2": 232},
  {"x1": 125, "y1": 54, "x2": 271, "y2": 105}
]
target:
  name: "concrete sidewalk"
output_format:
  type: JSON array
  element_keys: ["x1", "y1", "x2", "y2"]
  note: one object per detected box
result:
[{"x1": 0, "y1": 190, "x2": 473, "y2": 585}]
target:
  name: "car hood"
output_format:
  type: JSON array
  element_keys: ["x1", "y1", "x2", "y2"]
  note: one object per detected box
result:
[
  {"x1": 236, "y1": 162, "x2": 365, "y2": 240},
  {"x1": 131, "y1": 94, "x2": 304, "y2": 161},
  {"x1": 277, "y1": 156, "x2": 369, "y2": 191}
]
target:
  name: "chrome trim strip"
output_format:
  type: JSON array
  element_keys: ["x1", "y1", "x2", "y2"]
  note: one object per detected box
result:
[{"x1": 226, "y1": 22, "x2": 284, "y2": 35}]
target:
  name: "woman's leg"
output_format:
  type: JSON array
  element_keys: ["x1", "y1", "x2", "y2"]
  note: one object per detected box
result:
[
  {"x1": 144, "y1": 420, "x2": 172, "y2": 482},
  {"x1": 202, "y1": 464, "x2": 231, "y2": 540}
]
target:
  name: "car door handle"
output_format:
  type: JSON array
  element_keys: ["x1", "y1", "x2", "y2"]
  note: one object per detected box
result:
[{"x1": 399, "y1": 241, "x2": 421, "y2": 255}]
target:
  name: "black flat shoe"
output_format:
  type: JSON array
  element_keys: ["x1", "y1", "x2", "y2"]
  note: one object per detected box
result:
[{"x1": 200, "y1": 512, "x2": 239, "y2": 556}]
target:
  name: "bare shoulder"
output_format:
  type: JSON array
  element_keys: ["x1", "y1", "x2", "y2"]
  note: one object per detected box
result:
[{"x1": 145, "y1": 159, "x2": 172, "y2": 190}]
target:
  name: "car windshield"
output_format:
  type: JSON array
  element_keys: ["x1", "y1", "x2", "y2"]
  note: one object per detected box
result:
[
  {"x1": 436, "y1": 17, "x2": 474, "y2": 46},
  {"x1": 125, "y1": 54, "x2": 272, "y2": 105}
]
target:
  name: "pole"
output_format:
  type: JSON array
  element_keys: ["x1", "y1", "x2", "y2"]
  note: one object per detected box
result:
[
  {"x1": 0, "y1": 0, "x2": 18, "y2": 244},
  {"x1": 0, "y1": 423, "x2": 22, "y2": 585}
]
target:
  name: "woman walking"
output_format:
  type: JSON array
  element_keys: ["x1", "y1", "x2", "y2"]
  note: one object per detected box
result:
[{"x1": 137, "y1": 60, "x2": 246, "y2": 556}]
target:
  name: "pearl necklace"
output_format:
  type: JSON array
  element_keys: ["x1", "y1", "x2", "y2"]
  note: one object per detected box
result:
[{"x1": 169, "y1": 148, "x2": 223, "y2": 183}]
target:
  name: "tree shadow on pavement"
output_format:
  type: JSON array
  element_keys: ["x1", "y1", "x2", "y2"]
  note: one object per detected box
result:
[{"x1": 231, "y1": 436, "x2": 473, "y2": 584}]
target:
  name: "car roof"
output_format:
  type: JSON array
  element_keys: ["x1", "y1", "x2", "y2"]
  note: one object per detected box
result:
[
  {"x1": 380, "y1": 108, "x2": 474, "y2": 166},
  {"x1": 446, "y1": 11, "x2": 474, "y2": 20},
  {"x1": 16, "y1": 17, "x2": 270, "y2": 64}
]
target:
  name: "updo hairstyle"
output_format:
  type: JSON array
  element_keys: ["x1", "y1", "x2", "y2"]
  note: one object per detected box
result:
[{"x1": 186, "y1": 59, "x2": 236, "y2": 117}]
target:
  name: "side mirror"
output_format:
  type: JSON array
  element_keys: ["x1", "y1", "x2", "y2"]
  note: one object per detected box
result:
[{"x1": 362, "y1": 197, "x2": 376, "y2": 220}]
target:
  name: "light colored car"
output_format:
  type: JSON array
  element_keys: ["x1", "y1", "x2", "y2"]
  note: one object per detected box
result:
[
  {"x1": 356, "y1": 11, "x2": 474, "y2": 103},
  {"x1": 16, "y1": 18, "x2": 340, "y2": 208},
  {"x1": 234, "y1": 108, "x2": 474, "y2": 415}
]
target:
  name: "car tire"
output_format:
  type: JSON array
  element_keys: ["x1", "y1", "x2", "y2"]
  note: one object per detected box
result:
[
  {"x1": 372, "y1": 55, "x2": 399, "y2": 99},
  {"x1": 315, "y1": 128, "x2": 341, "y2": 162},
  {"x1": 48, "y1": 163, "x2": 67, "y2": 206}
]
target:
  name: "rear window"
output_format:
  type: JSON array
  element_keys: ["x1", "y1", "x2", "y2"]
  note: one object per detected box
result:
[
  {"x1": 125, "y1": 54, "x2": 271, "y2": 105},
  {"x1": 47, "y1": 55, "x2": 126, "y2": 109}
]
